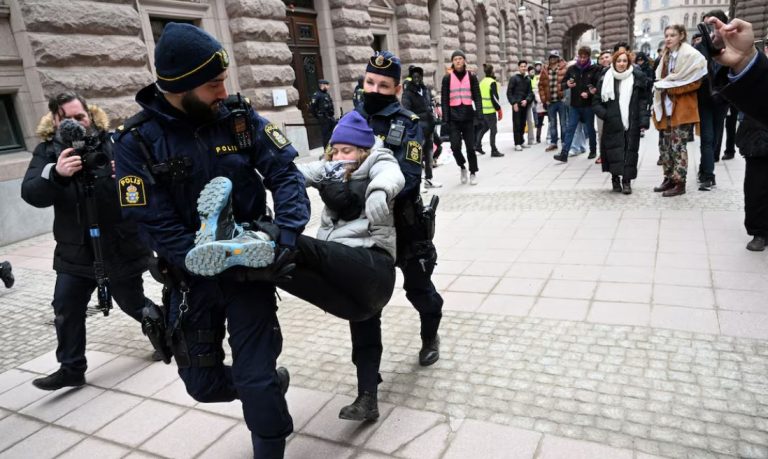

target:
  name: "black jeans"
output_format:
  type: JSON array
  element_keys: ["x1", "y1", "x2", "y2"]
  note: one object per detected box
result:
[
  {"x1": 318, "y1": 117, "x2": 336, "y2": 148},
  {"x1": 475, "y1": 113, "x2": 498, "y2": 152},
  {"x1": 745, "y1": 157, "x2": 768, "y2": 238},
  {"x1": 698, "y1": 103, "x2": 727, "y2": 180},
  {"x1": 52, "y1": 272, "x2": 145, "y2": 373},
  {"x1": 278, "y1": 235, "x2": 396, "y2": 322},
  {"x1": 449, "y1": 119, "x2": 478, "y2": 173},
  {"x1": 512, "y1": 107, "x2": 527, "y2": 146},
  {"x1": 725, "y1": 106, "x2": 739, "y2": 156},
  {"x1": 421, "y1": 122, "x2": 435, "y2": 180}
]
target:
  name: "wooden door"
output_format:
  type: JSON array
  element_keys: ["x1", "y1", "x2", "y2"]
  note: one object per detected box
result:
[{"x1": 286, "y1": 8, "x2": 324, "y2": 149}]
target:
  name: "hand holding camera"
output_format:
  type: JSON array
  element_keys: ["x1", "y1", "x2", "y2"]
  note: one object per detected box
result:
[
  {"x1": 705, "y1": 17, "x2": 758, "y2": 73},
  {"x1": 55, "y1": 148, "x2": 83, "y2": 177}
]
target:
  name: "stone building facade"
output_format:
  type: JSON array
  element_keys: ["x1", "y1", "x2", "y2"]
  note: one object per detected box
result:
[{"x1": 1, "y1": 0, "x2": 764, "y2": 245}]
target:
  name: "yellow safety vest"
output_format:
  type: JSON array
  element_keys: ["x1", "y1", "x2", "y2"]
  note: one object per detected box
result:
[{"x1": 479, "y1": 77, "x2": 497, "y2": 115}]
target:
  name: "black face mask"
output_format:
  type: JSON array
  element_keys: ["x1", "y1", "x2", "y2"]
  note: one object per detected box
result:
[{"x1": 363, "y1": 92, "x2": 398, "y2": 115}]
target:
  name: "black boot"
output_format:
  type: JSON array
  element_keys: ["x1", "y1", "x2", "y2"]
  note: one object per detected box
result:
[
  {"x1": 611, "y1": 176, "x2": 622, "y2": 193},
  {"x1": 277, "y1": 366, "x2": 290, "y2": 395},
  {"x1": 622, "y1": 180, "x2": 632, "y2": 195},
  {"x1": 419, "y1": 334, "x2": 440, "y2": 366},
  {"x1": 32, "y1": 368, "x2": 85, "y2": 391},
  {"x1": 536, "y1": 126, "x2": 542, "y2": 144},
  {"x1": 339, "y1": 391, "x2": 379, "y2": 421},
  {"x1": 0, "y1": 261, "x2": 13, "y2": 288},
  {"x1": 747, "y1": 236, "x2": 766, "y2": 252}
]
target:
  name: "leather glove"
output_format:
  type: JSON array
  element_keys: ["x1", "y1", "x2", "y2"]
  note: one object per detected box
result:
[
  {"x1": 221, "y1": 246, "x2": 297, "y2": 283},
  {"x1": 365, "y1": 190, "x2": 389, "y2": 224}
]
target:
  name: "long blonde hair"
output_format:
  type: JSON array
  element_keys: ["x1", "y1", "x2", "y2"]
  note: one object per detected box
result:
[{"x1": 324, "y1": 146, "x2": 372, "y2": 180}]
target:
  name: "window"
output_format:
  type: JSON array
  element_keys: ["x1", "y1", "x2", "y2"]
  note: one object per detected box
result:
[
  {"x1": 660, "y1": 16, "x2": 669, "y2": 31},
  {"x1": 643, "y1": 0, "x2": 650, "y2": 10},
  {"x1": 692, "y1": 13, "x2": 697, "y2": 25},
  {"x1": 0, "y1": 95, "x2": 25, "y2": 153},
  {"x1": 684, "y1": 13, "x2": 689, "y2": 27},
  {"x1": 149, "y1": 17, "x2": 197, "y2": 44},
  {"x1": 642, "y1": 19, "x2": 651, "y2": 34},
  {"x1": 661, "y1": 0, "x2": 669, "y2": 6}
]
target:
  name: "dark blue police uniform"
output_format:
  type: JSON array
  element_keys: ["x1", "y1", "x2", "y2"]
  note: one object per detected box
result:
[{"x1": 113, "y1": 84, "x2": 310, "y2": 456}]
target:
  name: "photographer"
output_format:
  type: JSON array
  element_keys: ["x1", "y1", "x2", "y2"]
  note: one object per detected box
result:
[{"x1": 20, "y1": 92, "x2": 153, "y2": 391}]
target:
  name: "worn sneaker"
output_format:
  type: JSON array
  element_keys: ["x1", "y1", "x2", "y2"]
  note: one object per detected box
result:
[
  {"x1": 746, "y1": 236, "x2": 766, "y2": 252},
  {"x1": 490, "y1": 150, "x2": 504, "y2": 157},
  {"x1": 460, "y1": 168, "x2": 468, "y2": 184},
  {"x1": 698, "y1": 179, "x2": 716, "y2": 191},
  {"x1": 514, "y1": 145, "x2": 523, "y2": 151},
  {"x1": 522, "y1": 144, "x2": 532, "y2": 149},
  {"x1": 194, "y1": 177, "x2": 243, "y2": 246},
  {"x1": 424, "y1": 179, "x2": 443, "y2": 189},
  {"x1": 0, "y1": 261, "x2": 13, "y2": 289},
  {"x1": 185, "y1": 230, "x2": 276, "y2": 276},
  {"x1": 470, "y1": 173, "x2": 478, "y2": 185}
]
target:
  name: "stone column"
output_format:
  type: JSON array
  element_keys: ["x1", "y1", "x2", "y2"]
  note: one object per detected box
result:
[
  {"x1": 329, "y1": 0, "x2": 373, "y2": 103},
  {"x1": 394, "y1": 0, "x2": 433, "y2": 81},
  {"x1": 225, "y1": 0, "x2": 303, "y2": 135},
  {"x1": 14, "y1": 0, "x2": 154, "y2": 126},
  {"x1": 440, "y1": 0, "x2": 461, "y2": 67}
]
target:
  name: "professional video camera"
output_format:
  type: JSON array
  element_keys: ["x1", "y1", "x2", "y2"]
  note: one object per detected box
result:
[
  {"x1": 58, "y1": 118, "x2": 113, "y2": 316},
  {"x1": 58, "y1": 118, "x2": 110, "y2": 174}
]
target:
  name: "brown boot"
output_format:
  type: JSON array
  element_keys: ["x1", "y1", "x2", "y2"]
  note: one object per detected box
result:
[
  {"x1": 653, "y1": 178, "x2": 674, "y2": 193},
  {"x1": 662, "y1": 180, "x2": 686, "y2": 197}
]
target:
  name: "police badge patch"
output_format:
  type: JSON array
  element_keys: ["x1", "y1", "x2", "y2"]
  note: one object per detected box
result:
[
  {"x1": 406, "y1": 140, "x2": 422, "y2": 165},
  {"x1": 119, "y1": 175, "x2": 147, "y2": 207},
  {"x1": 265, "y1": 123, "x2": 291, "y2": 149}
]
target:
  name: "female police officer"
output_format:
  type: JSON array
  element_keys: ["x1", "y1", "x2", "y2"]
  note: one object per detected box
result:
[{"x1": 112, "y1": 23, "x2": 310, "y2": 458}]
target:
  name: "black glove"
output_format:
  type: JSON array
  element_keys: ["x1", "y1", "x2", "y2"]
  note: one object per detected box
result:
[{"x1": 221, "y1": 246, "x2": 297, "y2": 283}]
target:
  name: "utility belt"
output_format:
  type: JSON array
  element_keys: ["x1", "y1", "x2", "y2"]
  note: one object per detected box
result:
[{"x1": 395, "y1": 194, "x2": 439, "y2": 242}]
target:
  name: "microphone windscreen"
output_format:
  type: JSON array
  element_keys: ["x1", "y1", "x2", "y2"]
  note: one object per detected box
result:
[{"x1": 59, "y1": 119, "x2": 86, "y2": 146}]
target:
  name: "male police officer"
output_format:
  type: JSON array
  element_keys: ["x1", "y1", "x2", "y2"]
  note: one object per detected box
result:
[
  {"x1": 21, "y1": 91, "x2": 153, "y2": 390},
  {"x1": 309, "y1": 79, "x2": 336, "y2": 147},
  {"x1": 348, "y1": 52, "x2": 444, "y2": 418},
  {"x1": 112, "y1": 23, "x2": 310, "y2": 458}
]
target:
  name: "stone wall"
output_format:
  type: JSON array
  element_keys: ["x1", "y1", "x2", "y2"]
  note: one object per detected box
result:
[
  {"x1": 330, "y1": 0, "x2": 373, "y2": 100},
  {"x1": 547, "y1": 0, "x2": 636, "y2": 57},
  {"x1": 394, "y1": 0, "x2": 433, "y2": 81},
  {"x1": 15, "y1": 0, "x2": 153, "y2": 127},
  {"x1": 733, "y1": 0, "x2": 767, "y2": 41}
]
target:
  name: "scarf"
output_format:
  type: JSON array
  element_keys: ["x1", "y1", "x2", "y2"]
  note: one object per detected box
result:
[
  {"x1": 576, "y1": 59, "x2": 591, "y2": 70},
  {"x1": 652, "y1": 42, "x2": 707, "y2": 122},
  {"x1": 601, "y1": 66, "x2": 634, "y2": 130}
]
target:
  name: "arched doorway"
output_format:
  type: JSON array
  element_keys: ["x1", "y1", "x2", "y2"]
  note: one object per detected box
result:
[{"x1": 562, "y1": 23, "x2": 595, "y2": 60}]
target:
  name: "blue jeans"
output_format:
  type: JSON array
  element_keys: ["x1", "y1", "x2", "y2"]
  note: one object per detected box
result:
[
  {"x1": 698, "y1": 104, "x2": 727, "y2": 180},
  {"x1": 547, "y1": 101, "x2": 567, "y2": 145},
  {"x1": 571, "y1": 123, "x2": 588, "y2": 152},
  {"x1": 560, "y1": 106, "x2": 597, "y2": 156}
]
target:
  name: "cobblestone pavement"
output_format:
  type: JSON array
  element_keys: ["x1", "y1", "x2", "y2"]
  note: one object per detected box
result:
[{"x1": 1, "y1": 126, "x2": 767, "y2": 458}]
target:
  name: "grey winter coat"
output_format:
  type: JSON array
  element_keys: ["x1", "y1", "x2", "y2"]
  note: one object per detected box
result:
[{"x1": 298, "y1": 142, "x2": 405, "y2": 258}]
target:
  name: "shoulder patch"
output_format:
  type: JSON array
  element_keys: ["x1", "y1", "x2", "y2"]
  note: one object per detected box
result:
[
  {"x1": 265, "y1": 123, "x2": 291, "y2": 149},
  {"x1": 410, "y1": 114, "x2": 420, "y2": 121},
  {"x1": 118, "y1": 175, "x2": 147, "y2": 207},
  {"x1": 406, "y1": 140, "x2": 422, "y2": 165}
]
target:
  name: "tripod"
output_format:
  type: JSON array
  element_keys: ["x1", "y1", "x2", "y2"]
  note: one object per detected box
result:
[{"x1": 78, "y1": 173, "x2": 113, "y2": 316}]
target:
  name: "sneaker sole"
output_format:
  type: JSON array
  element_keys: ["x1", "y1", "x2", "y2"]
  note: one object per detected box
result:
[
  {"x1": 185, "y1": 239, "x2": 275, "y2": 276},
  {"x1": 195, "y1": 177, "x2": 234, "y2": 245}
]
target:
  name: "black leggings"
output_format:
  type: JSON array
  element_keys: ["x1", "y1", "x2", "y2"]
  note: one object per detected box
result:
[{"x1": 277, "y1": 235, "x2": 396, "y2": 322}]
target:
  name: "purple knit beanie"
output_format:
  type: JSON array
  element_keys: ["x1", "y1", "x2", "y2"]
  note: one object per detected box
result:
[{"x1": 330, "y1": 111, "x2": 375, "y2": 149}]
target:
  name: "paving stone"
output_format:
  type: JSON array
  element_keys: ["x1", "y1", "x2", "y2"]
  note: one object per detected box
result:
[
  {"x1": 95, "y1": 399, "x2": 186, "y2": 448},
  {"x1": 149, "y1": 377, "x2": 197, "y2": 407},
  {"x1": 284, "y1": 434, "x2": 354, "y2": 459},
  {"x1": 197, "y1": 423, "x2": 251, "y2": 459},
  {"x1": 539, "y1": 434, "x2": 633, "y2": 458},
  {"x1": 442, "y1": 419, "x2": 541, "y2": 459},
  {"x1": 541, "y1": 280, "x2": 597, "y2": 300},
  {"x1": 0, "y1": 376, "x2": 57, "y2": 411},
  {"x1": 113, "y1": 361, "x2": 180, "y2": 397},
  {"x1": 448, "y1": 275, "x2": 500, "y2": 293},
  {"x1": 0, "y1": 414, "x2": 45, "y2": 452},
  {"x1": 0, "y1": 369, "x2": 36, "y2": 395},
  {"x1": 493, "y1": 277, "x2": 546, "y2": 296},
  {"x1": 650, "y1": 305, "x2": 719, "y2": 334},
  {"x1": 86, "y1": 355, "x2": 151, "y2": 389},
  {"x1": 0, "y1": 425, "x2": 83, "y2": 458},
  {"x1": 530, "y1": 298, "x2": 589, "y2": 321},
  {"x1": 301, "y1": 395, "x2": 393, "y2": 446},
  {"x1": 21, "y1": 385, "x2": 104, "y2": 422},
  {"x1": 587, "y1": 302, "x2": 650, "y2": 327},
  {"x1": 58, "y1": 438, "x2": 130, "y2": 459},
  {"x1": 594, "y1": 282, "x2": 652, "y2": 303},
  {"x1": 54, "y1": 390, "x2": 143, "y2": 434},
  {"x1": 476, "y1": 294, "x2": 535, "y2": 316},
  {"x1": 195, "y1": 400, "x2": 245, "y2": 420},
  {"x1": 719, "y1": 311, "x2": 768, "y2": 340},
  {"x1": 141, "y1": 409, "x2": 237, "y2": 458},
  {"x1": 286, "y1": 386, "x2": 335, "y2": 431},
  {"x1": 653, "y1": 285, "x2": 715, "y2": 309},
  {"x1": 396, "y1": 421, "x2": 452, "y2": 459},
  {"x1": 364, "y1": 406, "x2": 444, "y2": 454}
]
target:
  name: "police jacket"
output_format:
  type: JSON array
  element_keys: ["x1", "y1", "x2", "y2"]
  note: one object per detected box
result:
[
  {"x1": 298, "y1": 141, "x2": 404, "y2": 258},
  {"x1": 355, "y1": 101, "x2": 423, "y2": 203},
  {"x1": 21, "y1": 107, "x2": 150, "y2": 279},
  {"x1": 112, "y1": 84, "x2": 310, "y2": 270},
  {"x1": 310, "y1": 90, "x2": 334, "y2": 119},
  {"x1": 506, "y1": 73, "x2": 534, "y2": 107}
]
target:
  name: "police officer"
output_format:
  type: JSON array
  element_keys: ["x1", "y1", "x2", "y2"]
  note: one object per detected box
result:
[
  {"x1": 112, "y1": 23, "x2": 310, "y2": 458},
  {"x1": 21, "y1": 91, "x2": 154, "y2": 391},
  {"x1": 343, "y1": 51, "x2": 444, "y2": 419},
  {"x1": 352, "y1": 76, "x2": 365, "y2": 110},
  {"x1": 310, "y1": 79, "x2": 336, "y2": 147}
]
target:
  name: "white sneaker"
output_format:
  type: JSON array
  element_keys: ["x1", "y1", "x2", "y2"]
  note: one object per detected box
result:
[
  {"x1": 460, "y1": 169, "x2": 468, "y2": 184},
  {"x1": 515, "y1": 145, "x2": 523, "y2": 151},
  {"x1": 424, "y1": 179, "x2": 443, "y2": 189},
  {"x1": 470, "y1": 173, "x2": 478, "y2": 185}
]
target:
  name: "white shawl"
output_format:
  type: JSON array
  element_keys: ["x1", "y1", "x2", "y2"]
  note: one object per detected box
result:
[
  {"x1": 601, "y1": 66, "x2": 634, "y2": 130},
  {"x1": 652, "y1": 42, "x2": 708, "y2": 122}
]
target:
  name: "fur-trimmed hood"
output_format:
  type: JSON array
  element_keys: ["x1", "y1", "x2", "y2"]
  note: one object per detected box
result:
[{"x1": 35, "y1": 105, "x2": 110, "y2": 141}]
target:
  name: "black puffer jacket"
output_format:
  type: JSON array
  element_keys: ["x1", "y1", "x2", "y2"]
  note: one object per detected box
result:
[
  {"x1": 20, "y1": 108, "x2": 150, "y2": 279},
  {"x1": 401, "y1": 82, "x2": 435, "y2": 128},
  {"x1": 737, "y1": 116, "x2": 768, "y2": 159},
  {"x1": 592, "y1": 69, "x2": 650, "y2": 180},
  {"x1": 506, "y1": 73, "x2": 534, "y2": 106}
]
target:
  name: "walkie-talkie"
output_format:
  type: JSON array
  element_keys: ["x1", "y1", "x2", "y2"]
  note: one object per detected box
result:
[{"x1": 224, "y1": 93, "x2": 253, "y2": 150}]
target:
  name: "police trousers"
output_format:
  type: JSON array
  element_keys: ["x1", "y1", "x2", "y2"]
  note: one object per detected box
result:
[
  {"x1": 168, "y1": 278, "x2": 292, "y2": 458},
  {"x1": 52, "y1": 272, "x2": 145, "y2": 374}
]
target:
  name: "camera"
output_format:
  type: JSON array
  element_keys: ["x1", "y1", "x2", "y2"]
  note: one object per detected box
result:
[{"x1": 58, "y1": 118, "x2": 110, "y2": 174}]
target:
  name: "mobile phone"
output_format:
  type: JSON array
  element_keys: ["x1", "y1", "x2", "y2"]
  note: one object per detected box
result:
[{"x1": 697, "y1": 22, "x2": 724, "y2": 58}]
